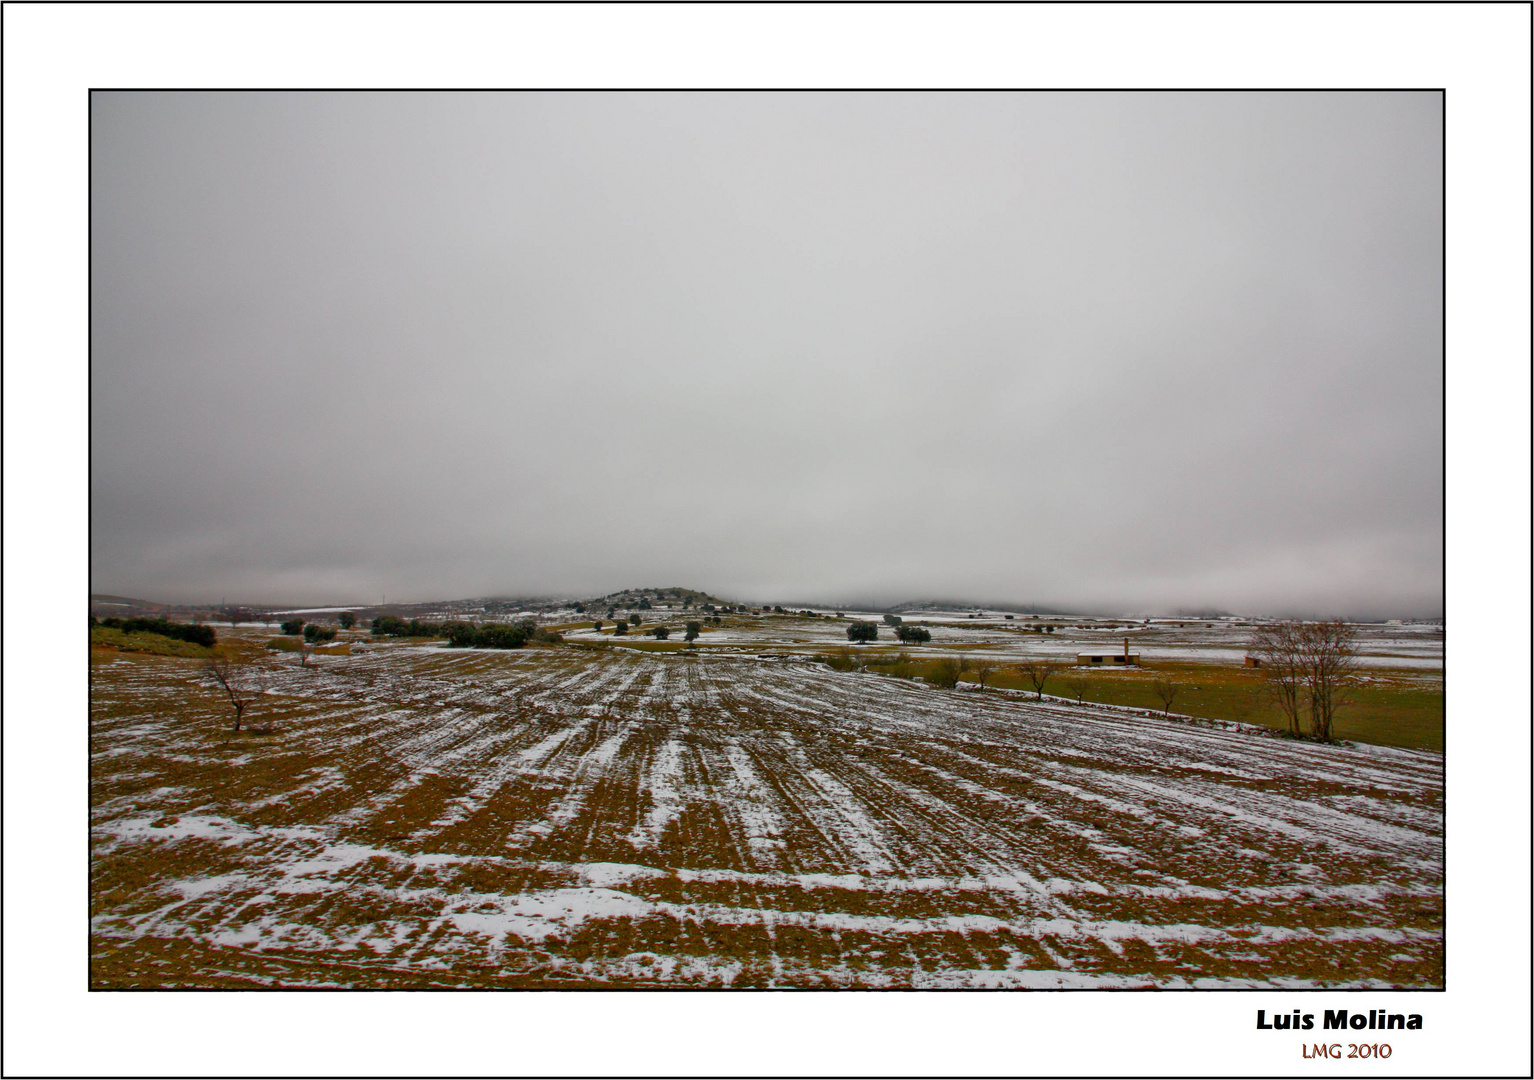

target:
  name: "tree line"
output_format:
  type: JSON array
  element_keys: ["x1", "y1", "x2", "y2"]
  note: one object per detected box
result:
[
  {"x1": 95, "y1": 616, "x2": 217, "y2": 648},
  {"x1": 369, "y1": 615, "x2": 562, "y2": 649}
]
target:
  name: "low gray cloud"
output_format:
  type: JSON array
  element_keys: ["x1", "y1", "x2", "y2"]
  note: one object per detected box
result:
[{"x1": 91, "y1": 91, "x2": 1442, "y2": 616}]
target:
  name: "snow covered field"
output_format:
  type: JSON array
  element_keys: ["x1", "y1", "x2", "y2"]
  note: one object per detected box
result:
[
  {"x1": 562, "y1": 611, "x2": 1444, "y2": 670},
  {"x1": 91, "y1": 636, "x2": 1442, "y2": 988}
]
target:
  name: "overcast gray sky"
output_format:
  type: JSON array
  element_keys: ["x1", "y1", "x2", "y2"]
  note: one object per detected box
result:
[{"x1": 91, "y1": 92, "x2": 1442, "y2": 616}]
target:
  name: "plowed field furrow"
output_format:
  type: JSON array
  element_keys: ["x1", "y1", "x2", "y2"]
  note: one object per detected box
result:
[{"x1": 91, "y1": 644, "x2": 1443, "y2": 988}]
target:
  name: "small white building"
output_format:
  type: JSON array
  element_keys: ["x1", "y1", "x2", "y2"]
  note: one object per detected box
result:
[
  {"x1": 1077, "y1": 652, "x2": 1139, "y2": 666},
  {"x1": 1078, "y1": 638, "x2": 1139, "y2": 666}
]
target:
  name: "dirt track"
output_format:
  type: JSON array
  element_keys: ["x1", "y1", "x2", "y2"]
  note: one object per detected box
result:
[{"x1": 91, "y1": 642, "x2": 1443, "y2": 987}]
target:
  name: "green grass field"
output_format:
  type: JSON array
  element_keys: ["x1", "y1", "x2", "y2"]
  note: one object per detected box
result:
[
  {"x1": 979, "y1": 661, "x2": 1440, "y2": 752},
  {"x1": 830, "y1": 648, "x2": 1441, "y2": 752}
]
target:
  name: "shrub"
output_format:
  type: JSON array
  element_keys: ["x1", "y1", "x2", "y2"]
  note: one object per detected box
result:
[
  {"x1": 824, "y1": 647, "x2": 858, "y2": 672},
  {"x1": 684, "y1": 621, "x2": 701, "y2": 642},
  {"x1": 91, "y1": 625, "x2": 213, "y2": 658},
  {"x1": 100, "y1": 617, "x2": 217, "y2": 648},
  {"x1": 593, "y1": 619, "x2": 604, "y2": 632},
  {"x1": 281, "y1": 618, "x2": 306, "y2": 636},
  {"x1": 338, "y1": 612, "x2": 356, "y2": 630},
  {"x1": 651, "y1": 626, "x2": 670, "y2": 640},
  {"x1": 303, "y1": 623, "x2": 338, "y2": 643},
  {"x1": 613, "y1": 621, "x2": 628, "y2": 636},
  {"x1": 896, "y1": 624, "x2": 931, "y2": 644},
  {"x1": 628, "y1": 614, "x2": 642, "y2": 626},
  {"x1": 929, "y1": 657, "x2": 962, "y2": 688},
  {"x1": 883, "y1": 614, "x2": 903, "y2": 626},
  {"x1": 847, "y1": 622, "x2": 878, "y2": 643}
]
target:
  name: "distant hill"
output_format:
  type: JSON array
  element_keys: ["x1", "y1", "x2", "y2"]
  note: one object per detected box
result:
[
  {"x1": 884, "y1": 599, "x2": 1073, "y2": 616},
  {"x1": 90, "y1": 593, "x2": 173, "y2": 614}
]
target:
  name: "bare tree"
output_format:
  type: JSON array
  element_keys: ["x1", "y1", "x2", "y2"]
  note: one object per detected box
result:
[
  {"x1": 971, "y1": 656, "x2": 999, "y2": 690},
  {"x1": 1152, "y1": 678, "x2": 1180, "y2": 718},
  {"x1": 1248, "y1": 621, "x2": 1306, "y2": 736},
  {"x1": 1063, "y1": 676, "x2": 1089, "y2": 705},
  {"x1": 204, "y1": 655, "x2": 257, "y2": 731},
  {"x1": 1020, "y1": 660, "x2": 1059, "y2": 699},
  {"x1": 1250, "y1": 620, "x2": 1358, "y2": 740},
  {"x1": 298, "y1": 641, "x2": 315, "y2": 667},
  {"x1": 1298, "y1": 620, "x2": 1358, "y2": 741}
]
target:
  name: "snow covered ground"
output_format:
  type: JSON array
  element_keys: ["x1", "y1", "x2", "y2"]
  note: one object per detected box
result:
[
  {"x1": 91, "y1": 636, "x2": 1442, "y2": 988},
  {"x1": 565, "y1": 613, "x2": 1443, "y2": 672}
]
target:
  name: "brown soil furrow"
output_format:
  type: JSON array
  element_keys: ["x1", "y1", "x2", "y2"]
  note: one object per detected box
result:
[{"x1": 90, "y1": 640, "x2": 1444, "y2": 988}]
